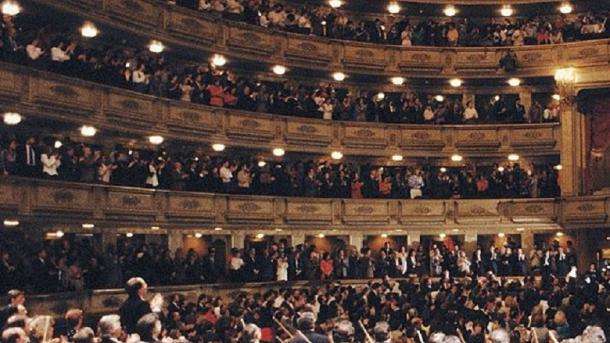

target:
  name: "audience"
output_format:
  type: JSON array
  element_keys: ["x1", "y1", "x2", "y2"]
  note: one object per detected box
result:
[
  {"x1": 0, "y1": 13, "x2": 560, "y2": 124},
  {"x1": 0, "y1": 134, "x2": 561, "y2": 199},
  {"x1": 172, "y1": 0, "x2": 609, "y2": 47},
  {"x1": 0, "y1": 251, "x2": 607, "y2": 342}
]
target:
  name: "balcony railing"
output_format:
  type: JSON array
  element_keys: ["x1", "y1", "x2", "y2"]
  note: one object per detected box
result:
[
  {"x1": 0, "y1": 62, "x2": 560, "y2": 157},
  {"x1": 2, "y1": 177, "x2": 608, "y2": 230}
]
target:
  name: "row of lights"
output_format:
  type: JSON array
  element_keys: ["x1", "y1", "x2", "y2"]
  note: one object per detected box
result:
[{"x1": 326, "y1": 0, "x2": 573, "y2": 16}]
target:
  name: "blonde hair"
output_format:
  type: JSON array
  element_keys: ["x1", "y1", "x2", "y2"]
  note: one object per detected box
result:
[{"x1": 29, "y1": 315, "x2": 54, "y2": 342}]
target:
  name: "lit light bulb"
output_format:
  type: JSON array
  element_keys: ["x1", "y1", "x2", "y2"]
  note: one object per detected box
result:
[
  {"x1": 148, "y1": 40, "x2": 165, "y2": 53},
  {"x1": 381, "y1": 233, "x2": 388, "y2": 238},
  {"x1": 195, "y1": 233, "x2": 203, "y2": 238},
  {"x1": 150, "y1": 226, "x2": 160, "y2": 230},
  {"x1": 554, "y1": 164, "x2": 563, "y2": 170},
  {"x1": 1, "y1": 1, "x2": 20, "y2": 16},
  {"x1": 272, "y1": 65, "x2": 287, "y2": 75},
  {"x1": 449, "y1": 78, "x2": 462, "y2": 88},
  {"x1": 498, "y1": 166, "x2": 505, "y2": 172},
  {"x1": 80, "y1": 125, "x2": 97, "y2": 137},
  {"x1": 3, "y1": 112, "x2": 22, "y2": 125},
  {"x1": 391, "y1": 154, "x2": 403, "y2": 161},
  {"x1": 440, "y1": 167, "x2": 447, "y2": 173},
  {"x1": 212, "y1": 143, "x2": 225, "y2": 152},
  {"x1": 387, "y1": 2, "x2": 400, "y2": 14},
  {"x1": 3, "y1": 219, "x2": 19, "y2": 227},
  {"x1": 317, "y1": 233, "x2": 325, "y2": 238},
  {"x1": 328, "y1": 0, "x2": 342, "y2": 8},
  {"x1": 439, "y1": 233, "x2": 447, "y2": 239},
  {"x1": 552, "y1": 94, "x2": 561, "y2": 101},
  {"x1": 507, "y1": 153, "x2": 520, "y2": 161},
  {"x1": 148, "y1": 135, "x2": 164, "y2": 145},
  {"x1": 272, "y1": 148, "x2": 285, "y2": 157},
  {"x1": 451, "y1": 154, "x2": 462, "y2": 162},
  {"x1": 80, "y1": 21, "x2": 98, "y2": 38},
  {"x1": 54, "y1": 140, "x2": 62, "y2": 149},
  {"x1": 435, "y1": 95, "x2": 445, "y2": 102},
  {"x1": 556, "y1": 231, "x2": 564, "y2": 237},
  {"x1": 257, "y1": 160, "x2": 266, "y2": 167},
  {"x1": 444, "y1": 5, "x2": 457, "y2": 17},
  {"x1": 500, "y1": 5, "x2": 513, "y2": 17},
  {"x1": 507, "y1": 78, "x2": 521, "y2": 87},
  {"x1": 390, "y1": 76, "x2": 405, "y2": 86},
  {"x1": 211, "y1": 54, "x2": 227, "y2": 67},
  {"x1": 55, "y1": 230, "x2": 64, "y2": 238},
  {"x1": 126, "y1": 232, "x2": 134, "y2": 238},
  {"x1": 376, "y1": 92, "x2": 385, "y2": 100},
  {"x1": 256, "y1": 233, "x2": 265, "y2": 239},
  {"x1": 332, "y1": 72, "x2": 346, "y2": 81},
  {"x1": 82, "y1": 223, "x2": 94, "y2": 229},
  {"x1": 559, "y1": 3, "x2": 572, "y2": 14},
  {"x1": 214, "y1": 227, "x2": 223, "y2": 231},
  {"x1": 331, "y1": 151, "x2": 343, "y2": 160},
  {"x1": 498, "y1": 232, "x2": 505, "y2": 238}
]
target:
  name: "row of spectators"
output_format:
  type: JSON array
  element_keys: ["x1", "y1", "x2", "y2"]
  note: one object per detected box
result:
[
  {"x1": 0, "y1": 229, "x2": 587, "y2": 293},
  {"x1": 1, "y1": 13, "x2": 559, "y2": 124},
  {"x1": 0, "y1": 251, "x2": 607, "y2": 342},
  {"x1": 172, "y1": 0, "x2": 609, "y2": 47},
  {"x1": 0, "y1": 135, "x2": 561, "y2": 199}
]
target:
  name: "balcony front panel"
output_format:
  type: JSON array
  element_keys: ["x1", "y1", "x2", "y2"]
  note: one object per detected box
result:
[{"x1": 2, "y1": 178, "x2": 610, "y2": 230}]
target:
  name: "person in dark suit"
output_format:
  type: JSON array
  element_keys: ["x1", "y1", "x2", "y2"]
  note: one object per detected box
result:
[
  {"x1": 15, "y1": 136, "x2": 40, "y2": 177},
  {"x1": 289, "y1": 312, "x2": 330, "y2": 343},
  {"x1": 0, "y1": 289, "x2": 25, "y2": 328},
  {"x1": 31, "y1": 249, "x2": 56, "y2": 293},
  {"x1": 118, "y1": 277, "x2": 152, "y2": 334}
]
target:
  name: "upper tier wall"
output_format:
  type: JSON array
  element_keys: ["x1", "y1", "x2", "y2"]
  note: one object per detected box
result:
[
  {"x1": 37, "y1": 0, "x2": 610, "y2": 79},
  {"x1": 0, "y1": 62, "x2": 561, "y2": 157}
]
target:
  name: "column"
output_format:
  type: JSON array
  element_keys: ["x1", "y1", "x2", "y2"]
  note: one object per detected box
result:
[
  {"x1": 349, "y1": 232, "x2": 364, "y2": 252},
  {"x1": 230, "y1": 232, "x2": 246, "y2": 250},
  {"x1": 407, "y1": 231, "x2": 421, "y2": 247},
  {"x1": 520, "y1": 230, "x2": 534, "y2": 251},
  {"x1": 291, "y1": 232, "x2": 305, "y2": 247},
  {"x1": 518, "y1": 88, "x2": 532, "y2": 114},
  {"x1": 167, "y1": 230, "x2": 184, "y2": 254},
  {"x1": 463, "y1": 232, "x2": 478, "y2": 255},
  {"x1": 560, "y1": 98, "x2": 587, "y2": 196}
]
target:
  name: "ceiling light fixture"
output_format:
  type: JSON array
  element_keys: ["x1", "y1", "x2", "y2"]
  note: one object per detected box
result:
[
  {"x1": 387, "y1": 2, "x2": 400, "y2": 14},
  {"x1": 80, "y1": 125, "x2": 97, "y2": 137},
  {"x1": 126, "y1": 232, "x2": 134, "y2": 238},
  {"x1": 439, "y1": 233, "x2": 447, "y2": 239},
  {"x1": 80, "y1": 21, "x2": 98, "y2": 38},
  {"x1": 328, "y1": 0, "x2": 342, "y2": 8},
  {"x1": 331, "y1": 151, "x2": 343, "y2": 160},
  {"x1": 559, "y1": 3, "x2": 572, "y2": 14},
  {"x1": 82, "y1": 223, "x2": 95, "y2": 229},
  {"x1": 54, "y1": 140, "x2": 62, "y2": 149},
  {"x1": 256, "y1": 233, "x2": 265, "y2": 239},
  {"x1": 440, "y1": 167, "x2": 447, "y2": 173},
  {"x1": 212, "y1": 143, "x2": 225, "y2": 152},
  {"x1": 390, "y1": 76, "x2": 405, "y2": 86},
  {"x1": 148, "y1": 135, "x2": 164, "y2": 145},
  {"x1": 451, "y1": 154, "x2": 463, "y2": 162},
  {"x1": 507, "y1": 78, "x2": 521, "y2": 87},
  {"x1": 507, "y1": 153, "x2": 520, "y2": 161},
  {"x1": 554, "y1": 164, "x2": 563, "y2": 170},
  {"x1": 376, "y1": 92, "x2": 385, "y2": 100},
  {"x1": 552, "y1": 94, "x2": 561, "y2": 101},
  {"x1": 1, "y1": 1, "x2": 20, "y2": 16},
  {"x1": 500, "y1": 5, "x2": 513, "y2": 17},
  {"x1": 317, "y1": 233, "x2": 325, "y2": 238},
  {"x1": 148, "y1": 40, "x2": 165, "y2": 53},
  {"x1": 435, "y1": 95, "x2": 445, "y2": 102},
  {"x1": 3, "y1": 219, "x2": 19, "y2": 227},
  {"x1": 498, "y1": 166, "x2": 505, "y2": 172},
  {"x1": 195, "y1": 233, "x2": 203, "y2": 238},
  {"x1": 498, "y1": 232, "x2": 505, "y2": 238},
  {"x1": 556, "y1": 231, "x2": 564, "y2": 237},
  {"x1": 273, "y1": 148, "x2": 285, "y2": 157},
  {"x1": 332, "y1": 72, "x2": 346, "y2": 81},
  {"x1": 211, "y1": 54, "x2": 227, "y2": 67},
  {"x1": 391, "y1": 154, "x2": 403, "y2": 161},
  {"x1": 55, "y1": 230, "x2": 65, "y2": 238},
  {"x1": 272, "y1": 65, "x2": 287, "y2": 75},
  {"x1": 257, "y1": 160, "x2": 266, "y2": 167},
  {"x1": 449, "y1": 78, "x2": 462, "y2": 87},
  {"x1": 3, "y1": 112, "x2": 22, "y2": 125},
  {"x1": 214, "y1": 227, "x2": 223, "y2": 231},
  {"x1": 444, "y1": 5, "x2": 457, "y2": 17}
]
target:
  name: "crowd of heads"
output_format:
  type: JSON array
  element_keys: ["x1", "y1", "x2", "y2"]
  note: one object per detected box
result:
[
  {"x1": 172, "y1": 0, "x2": 608, "y2": 47},
  {"x1": 0, "y1": 133, "x2": 561, "y2": 199},
  {"x1": 1, "y1": 11, "x2": 560, "y2": 124},
  {"x1": 0, "y1": 241, "x2": 608, "y2": 342}
]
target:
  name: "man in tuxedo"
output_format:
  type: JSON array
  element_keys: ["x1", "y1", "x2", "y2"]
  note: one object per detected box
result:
[
  {"x1": 31, "y1": 249, "x2": 56, "y2": 293},
  {"x1": 119, "y1": 277, "x2": 152, "y2": 334},
  {"x1": 0, "y1": 290, "x2": 25, "y2": 328},
  {"x1": 16, "y1": 136, "x2": 40, "y2": 177}
]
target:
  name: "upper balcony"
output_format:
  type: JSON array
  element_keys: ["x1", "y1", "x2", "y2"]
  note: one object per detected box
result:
[
  {"x1": 33, "y1": 0, "x2": 610, "y2": 79},
  {"x1": 0, "y1": 62, "x2": 561, "y2": 158}
]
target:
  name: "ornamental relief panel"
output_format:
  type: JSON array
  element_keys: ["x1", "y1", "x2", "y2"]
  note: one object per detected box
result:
[
  {"x1": 226, "y1": 198, "x2": 274, "y2": 221},
  {"x1": 343, "y1": 46, "x2": 385, "y2": 67},
  {"x1": 343, "y1": 125, "x2": 386, "y2": 147},
  {"x1": 285, "y1": 121, "x2": 332, "y2": 144},
  {"x1": 343, "y1": 201, "x2": 389, "y2": 223},
  {"x1": 454, "y1": 129, "x2": 499, "y2": 147},
  {"x1": 285, "y1": 38, "x2": 331, "y2": 62},
  {"x1": 511, "y1": 127, "x2": 555, "y2": 147},
  {"x1": 0, "y1": 183, "x2": 20, "y2": 207},
  {"x1": 399, "y1": 50, "x2": 442, "y2": 68},
  {"x1": 400, "y1": 200, "x2": 446, "y2": 223},
  {"x1": 32, "y1": 79, "x2": 96, "y2": 110},
  {"x1": 454, "y1": 51, "x2": 496, "y2": 69},
  {"x1": 400, "y1": 129, "x2": 444, "y2": 148},
  {"x1": 106, "y1": 191, "x2": 154, "y2": 213},
  {"x1": 227, "y1": 27, "x2": 275, "y2": 55},
  {"x1": 33, "y1": 186, "x2": 92, "y2": 210},
  {"x1": 562, "y1": 200, "x2": 608, "y2": 223},
  {"x1": 515, "y1": 48, "x2": 554, "y2": 66},
  {"x1": 167, "y1": 103, "x2": 216, "y2": 131},
  {"x1": 106, "y1": 93, "x2": 154, "y2": 119},
  {"x1": 456, "y1": 200, "x2": 500, "y2": 223},
  {"x1": 168, "y1": 12, "x2": 218, "y2": 43},
  {"x1": 226, "y1": 114, "x2": 275, "y2": 139},
  {"x1": 509, "y1": 201, "x2": 556, "y2": 223},
  {"x1": 105, "y1": 0, "x2": 159, "y2": 26},
  {"x1": 285, "y1": 199, "x2": 333, "y2": 222},
  {"x1": 168, "y1": 195, "x2": 214, "y2": 215}
]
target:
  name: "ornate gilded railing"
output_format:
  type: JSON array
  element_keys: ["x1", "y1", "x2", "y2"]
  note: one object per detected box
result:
[
  {"x1": 0, "y1": 62, "x2": 560, "y2": 157},
  {"x1": 2, "y1": 177, "x2": 608, "y2": 231},
  {"x1": 33, "y1": 0, "x2": 610, "y2": 79}
]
